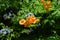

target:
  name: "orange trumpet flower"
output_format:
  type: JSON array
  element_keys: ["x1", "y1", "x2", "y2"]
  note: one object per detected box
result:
[
  {"x1": 19, "y1": 15, "x2": 40, "y2": 27},
  {"x1": 41, "y1": 0, "x2": 45, "y2": 4},
  {"x1": 47, "y1": 1, "x2": 51, "y2": 6},
  {"x1": 41, "y1": 0, "x2": 51, "y2": 10},
  {"x1": 33, "y1": 18, "x2": 40, "y2": 24},
  {"x1": 26, "y1": 15, "x2": 35, "y2": 24},
  {"x1": 19, "y1": 19, "x2": 26, "y2": 25}
]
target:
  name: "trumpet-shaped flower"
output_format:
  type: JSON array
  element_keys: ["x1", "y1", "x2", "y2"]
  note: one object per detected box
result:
[
  {"x1": 19, "y1": 13, "x2": 40, "y2": 27},
  {"x1": 19, "y1": 19, "x2": 26, "y2": 25},
  {"x1": 41, "y1": 0, "x2": 51, "y2": 10}
]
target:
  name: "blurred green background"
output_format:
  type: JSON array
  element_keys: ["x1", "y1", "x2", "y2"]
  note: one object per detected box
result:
[{"x1": 0, "y1": 0, "x2": 60, "y2": 40}]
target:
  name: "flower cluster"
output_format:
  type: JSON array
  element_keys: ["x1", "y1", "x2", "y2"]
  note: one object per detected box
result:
[
  {"x1": 0, "y1": 28, "x2": 10, "y2": 34},
  {"x1": 19, "y1": 13, "x2": 40, "y2": 27},
  {"x1": 41, "y1": 0, "x2": 51, "y2": 10}
]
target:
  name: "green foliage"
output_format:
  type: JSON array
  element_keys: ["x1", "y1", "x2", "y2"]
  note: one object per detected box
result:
[{"x1": 0, "y1": 0, "x2": 60, "y2": 40}]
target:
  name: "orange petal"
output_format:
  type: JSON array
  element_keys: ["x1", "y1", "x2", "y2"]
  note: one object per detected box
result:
[
  {"x1": 47, "y1": 1, "x2": 51, "y2": 6},
  {"x1": 24, "y1": 22, "x2": 28, "y2": 27},
  {"x1": 36, "y1": 19, "x2": 40, "y2": 22},
  {"x1": 41, "y1": 0, "x2": 45, "y2": 3},
  {"x1": 33, "y1": 19, "x2": 40, "y2": 24},
  {"x1": 19, "y1": 19, "x2": 26, "y2": 25},
  {"x1": 33, "y1": 20, "x2": 36, "y2": 24},
  {"x1": 24, "y1": 21, "x2": 31, "y2": 27},
  {"x1": 30, "y1": 15, "x2": 35, "y2": 19},
  {"x1": 44, "y1": 5, "x2": 49, "y2": 10},
  {"x1": 29, "y1": 19, "x2": 35, "y2": 24}
]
